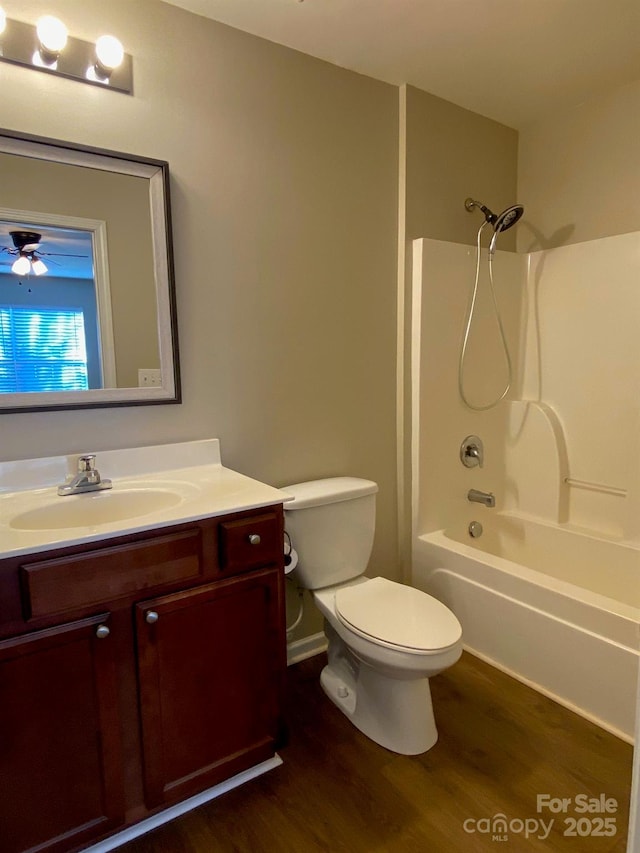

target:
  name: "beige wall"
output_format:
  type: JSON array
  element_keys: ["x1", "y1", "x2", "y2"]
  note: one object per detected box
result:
[
  {"x1": 406, "y1": 85, "x2": 519, "y2": 247},
  {"x1": 518, "y1": 79, "x2": 640, "y2": 250},
  {"x1": 0, "y1": 1, "x2": 399, "y2": 639}
]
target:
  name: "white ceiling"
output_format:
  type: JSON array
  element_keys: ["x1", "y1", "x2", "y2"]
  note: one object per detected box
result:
[{"x1": 163, "y1": 0, "x2": 640, "y2": 129}]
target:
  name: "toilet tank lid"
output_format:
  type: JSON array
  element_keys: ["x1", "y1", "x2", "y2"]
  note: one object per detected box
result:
[{"x1": 283, "y1": 477, "x2": 378, "y2": 510}]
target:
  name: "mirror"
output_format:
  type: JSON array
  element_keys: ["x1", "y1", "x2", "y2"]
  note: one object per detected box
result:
[{"x1": 0, "y1": 128, "x2": 180, "y2": 412}]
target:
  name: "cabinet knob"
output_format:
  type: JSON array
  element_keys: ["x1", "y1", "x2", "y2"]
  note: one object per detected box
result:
[
  {"x1": 145, "y1": 611, "x2": 159, "y2": 624},
  {"x1": 95, "y1": 624, "x2": 110, "y2": 639},
  {"x1": 248, "y1": 533, "x2": 261, "y2": 546}
]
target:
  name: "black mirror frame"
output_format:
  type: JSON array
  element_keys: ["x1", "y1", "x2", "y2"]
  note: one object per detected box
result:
[{"x1": 0, "y1": 127, "x2": 181, "y2": 413}]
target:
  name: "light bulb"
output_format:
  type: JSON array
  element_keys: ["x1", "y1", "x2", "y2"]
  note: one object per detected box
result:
[
  {"x1": 11, "y1": 255, "x2": 31, "y2": 275},
  {"x1": 31, "y1": 258, "x2": 48, "y2": 276},
  {"x1": 95, "y1": 35, "x2": 124, "y2": 70},
  {"x1": 36, "y1": 15, "x2": 68, "y2": 54},
  {"x1": 0, "y1": 7, "x2": 7, "y2": 36}
]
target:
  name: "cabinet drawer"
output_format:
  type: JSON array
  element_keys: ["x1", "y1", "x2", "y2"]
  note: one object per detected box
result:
[
  {"x1": 219, "y1": 512, "x2": 281, "y2": 574},
  {"x1": 21, "y1": 530, "x2": 203, "y2": 619}
]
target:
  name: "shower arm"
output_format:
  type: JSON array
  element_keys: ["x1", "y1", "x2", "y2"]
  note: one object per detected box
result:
[{"x1": 464, "y1": 198, "x2": 496, "y2": 225}]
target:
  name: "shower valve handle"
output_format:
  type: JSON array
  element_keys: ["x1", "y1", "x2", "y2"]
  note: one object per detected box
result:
[{"x1": 460, "y1": 435, "x2": 484, "y2": 468}]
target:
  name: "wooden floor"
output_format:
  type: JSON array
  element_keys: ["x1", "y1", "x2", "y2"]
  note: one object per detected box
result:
[{"x1": 120, "y1": 652, "x2": 633, "y2": 853}]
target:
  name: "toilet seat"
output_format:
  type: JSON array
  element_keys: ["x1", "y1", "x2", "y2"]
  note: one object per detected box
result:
[{"x1": 335, "y1": 577, "x2": 462, "y2": 654}]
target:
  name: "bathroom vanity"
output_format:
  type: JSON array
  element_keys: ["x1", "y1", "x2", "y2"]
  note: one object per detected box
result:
[{"x1": 0, "y1": 440, "x2": 288, "y2": 853}]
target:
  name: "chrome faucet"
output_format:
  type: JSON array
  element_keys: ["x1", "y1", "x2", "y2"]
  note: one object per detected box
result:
[
  {"x1": 467, "y1": 488, "x2": 495, "y2": 508},
  {"x1": 58, "y1": 454, "x2": 112, "y2": 496}
]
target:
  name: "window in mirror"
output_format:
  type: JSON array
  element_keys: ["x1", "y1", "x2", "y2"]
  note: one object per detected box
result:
[
  {"x1": 0, "y1": 306, "x2": 89, "y2": 393},
  {"x1": 0, "y1": 213, "x2": 115, "y2": 389}
]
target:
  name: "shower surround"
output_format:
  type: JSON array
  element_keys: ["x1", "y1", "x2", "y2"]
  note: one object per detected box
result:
[{"x1": 411, "y1": 233, "x2": 640, "y2": 739}]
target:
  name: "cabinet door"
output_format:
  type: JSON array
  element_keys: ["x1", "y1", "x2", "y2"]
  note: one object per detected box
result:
[
  {"x1": 0, "y1": 614, "x2": 124, "y2": 853},
  {"x1": 136, "y1": 569, "x2": 284, "y2": 808}
]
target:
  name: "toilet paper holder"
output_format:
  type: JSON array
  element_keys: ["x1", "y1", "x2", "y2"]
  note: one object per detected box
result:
[{"x1": 284, "y1": 530, "x2": 298, "y2": 574}]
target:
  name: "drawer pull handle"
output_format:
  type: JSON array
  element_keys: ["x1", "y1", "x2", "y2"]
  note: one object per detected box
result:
[
  {"x1": 248, "y1": 533, "x2": 261, "y2": 546},
  {"x1": 95, "y1": 624, "x2": 110, "y2": 639},
  {"x1": 145, "y1": 611, "x2": 159, "y2": 624}
]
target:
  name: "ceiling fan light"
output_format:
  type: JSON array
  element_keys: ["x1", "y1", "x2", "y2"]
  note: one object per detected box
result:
[
  {"x1": 11, "y1": 255, "x2": 31, "y2": 276},
  {"x1": 31, "y1": 257, "x2": 48, "y2": 276}
]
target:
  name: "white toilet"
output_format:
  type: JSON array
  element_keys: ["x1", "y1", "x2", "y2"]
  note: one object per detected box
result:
[{"x1": 284, "y1": 476, "x2": 462, "y2": 755}]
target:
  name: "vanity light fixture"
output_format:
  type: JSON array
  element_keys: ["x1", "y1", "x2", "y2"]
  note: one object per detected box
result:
[
  {"x1": 0, "y1": 10, "x2": 133, "y2": 94},
  {"x1": 34, "y1": 15, "x2": 68, "y2": 68},
  {"x1": 86, "y1": 34, "x2": 125, "y2": 84}
]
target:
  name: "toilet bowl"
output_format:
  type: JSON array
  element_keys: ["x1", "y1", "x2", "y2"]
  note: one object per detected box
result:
[
  {"x1": 283, "y1": 477, "x2": 463, "y2": 755},
  {"x1": 317, "y1": 576, "x2": 462, "y2": 677},
  {"x1": 313, "y1": 576, "x2": 462, "y2": 754}
]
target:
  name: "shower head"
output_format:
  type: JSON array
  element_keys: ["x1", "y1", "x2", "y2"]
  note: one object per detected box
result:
[
  {"x1": 494, "y1": 204, "x2": 524, "y2": 233},
  {"x1": 465, "y1": 198, "x2": 524, "y2": 232},
  {"x1": 465, "y1": 198, "x2": 524, "y2": 254}
]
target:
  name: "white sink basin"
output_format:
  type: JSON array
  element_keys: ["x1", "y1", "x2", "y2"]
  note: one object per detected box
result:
[
  {"x1": 0, "y1": 440, "x2": 289, "y2": 559},
  {"x1": 10, "y1": 489, "x2": 183, "y2": 531}
]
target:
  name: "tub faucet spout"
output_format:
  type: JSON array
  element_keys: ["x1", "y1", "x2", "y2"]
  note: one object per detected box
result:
[{"x1": 467, "y1": 488, "x2": 495, "y2": 508}]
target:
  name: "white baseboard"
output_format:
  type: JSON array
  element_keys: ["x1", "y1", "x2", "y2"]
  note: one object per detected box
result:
[
  {"x1": 287, "y1": 631, "x2": 327, "y2": 666},
  {"x1": 83, "y1": 755, "x2": 283, "y2": 853}
]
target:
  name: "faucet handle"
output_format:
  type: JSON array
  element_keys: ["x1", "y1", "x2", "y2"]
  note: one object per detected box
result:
[{"x1": 77, "y1": 454, "x2": 97, "y2": 472}]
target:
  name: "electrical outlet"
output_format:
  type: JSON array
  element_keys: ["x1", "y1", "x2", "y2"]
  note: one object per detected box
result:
[{"x1": 138, "y1": 369, "x2": 162, "y2": 387}]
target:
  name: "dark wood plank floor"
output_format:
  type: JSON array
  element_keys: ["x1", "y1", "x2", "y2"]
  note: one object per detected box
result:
[{"x1": 119, "y1": 652, "x2": 633, "y2": 852}]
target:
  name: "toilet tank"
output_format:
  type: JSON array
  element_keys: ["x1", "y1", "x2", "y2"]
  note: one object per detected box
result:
[{"x1": 283, "y1": 477, "x2": 378, "y2": 590}]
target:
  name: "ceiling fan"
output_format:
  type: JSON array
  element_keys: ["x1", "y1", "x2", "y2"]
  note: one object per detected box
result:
[{"x1": 0, "y1": 230, "x2": 88, "y2": 276}]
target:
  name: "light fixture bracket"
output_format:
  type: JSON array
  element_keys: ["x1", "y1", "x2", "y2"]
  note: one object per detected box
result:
[{"x1": 0, "y1": 17, "x2": 132, "y2": 95}]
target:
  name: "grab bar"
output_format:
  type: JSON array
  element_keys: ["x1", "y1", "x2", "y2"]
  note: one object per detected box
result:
[{"x1": 563, "y1": 477, "x2": 627, "y2": 498}]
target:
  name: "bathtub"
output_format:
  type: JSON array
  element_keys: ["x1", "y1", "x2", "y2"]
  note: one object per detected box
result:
[{"x1": 412, "y1": 513, "x2": 639, "y2": 741}]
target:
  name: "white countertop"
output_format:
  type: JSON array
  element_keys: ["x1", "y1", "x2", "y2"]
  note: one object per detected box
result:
[{"x1": 0, "y1": 439, "x2": 291, "y2": 559}]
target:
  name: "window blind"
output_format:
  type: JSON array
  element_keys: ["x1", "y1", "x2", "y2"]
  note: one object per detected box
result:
[{"x1": 0, "y1": 306, "x2": 89, "y2": 393}]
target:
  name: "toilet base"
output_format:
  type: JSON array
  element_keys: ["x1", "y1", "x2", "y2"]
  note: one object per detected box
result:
[{"x1": 320, "y1": 626, "x2": 438, "y2": 755}]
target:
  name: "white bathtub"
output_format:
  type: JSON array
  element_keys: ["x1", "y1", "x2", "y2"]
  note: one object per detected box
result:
[{"x1": 412, "y1": 513, "x2": 639, "y2": 741}]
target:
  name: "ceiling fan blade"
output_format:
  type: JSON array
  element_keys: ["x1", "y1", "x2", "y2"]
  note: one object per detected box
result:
[{"x1": 38, "y1": 252, "x2": 90, "y2": 258}]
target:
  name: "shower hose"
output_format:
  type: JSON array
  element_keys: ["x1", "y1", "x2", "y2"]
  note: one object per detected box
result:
[{"x1": 458, "y1": 221, "x2": 512, "y2": 411}]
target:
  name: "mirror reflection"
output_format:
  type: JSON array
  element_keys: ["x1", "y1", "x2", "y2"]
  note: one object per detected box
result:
[{"x1": 0, "y1": 130, "x2": 179, "y2": 412}]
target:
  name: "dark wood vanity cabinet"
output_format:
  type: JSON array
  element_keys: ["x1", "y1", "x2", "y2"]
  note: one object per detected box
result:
[
  {"x1": 0, "y1": 613, "x2": 124, "y2": 853},
  {"x1": 136, "y1": 568, "x2": 282, "y2": 808},
  {"x1": 0, "y1": 505, "x2": 286, "y2": 853}
]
